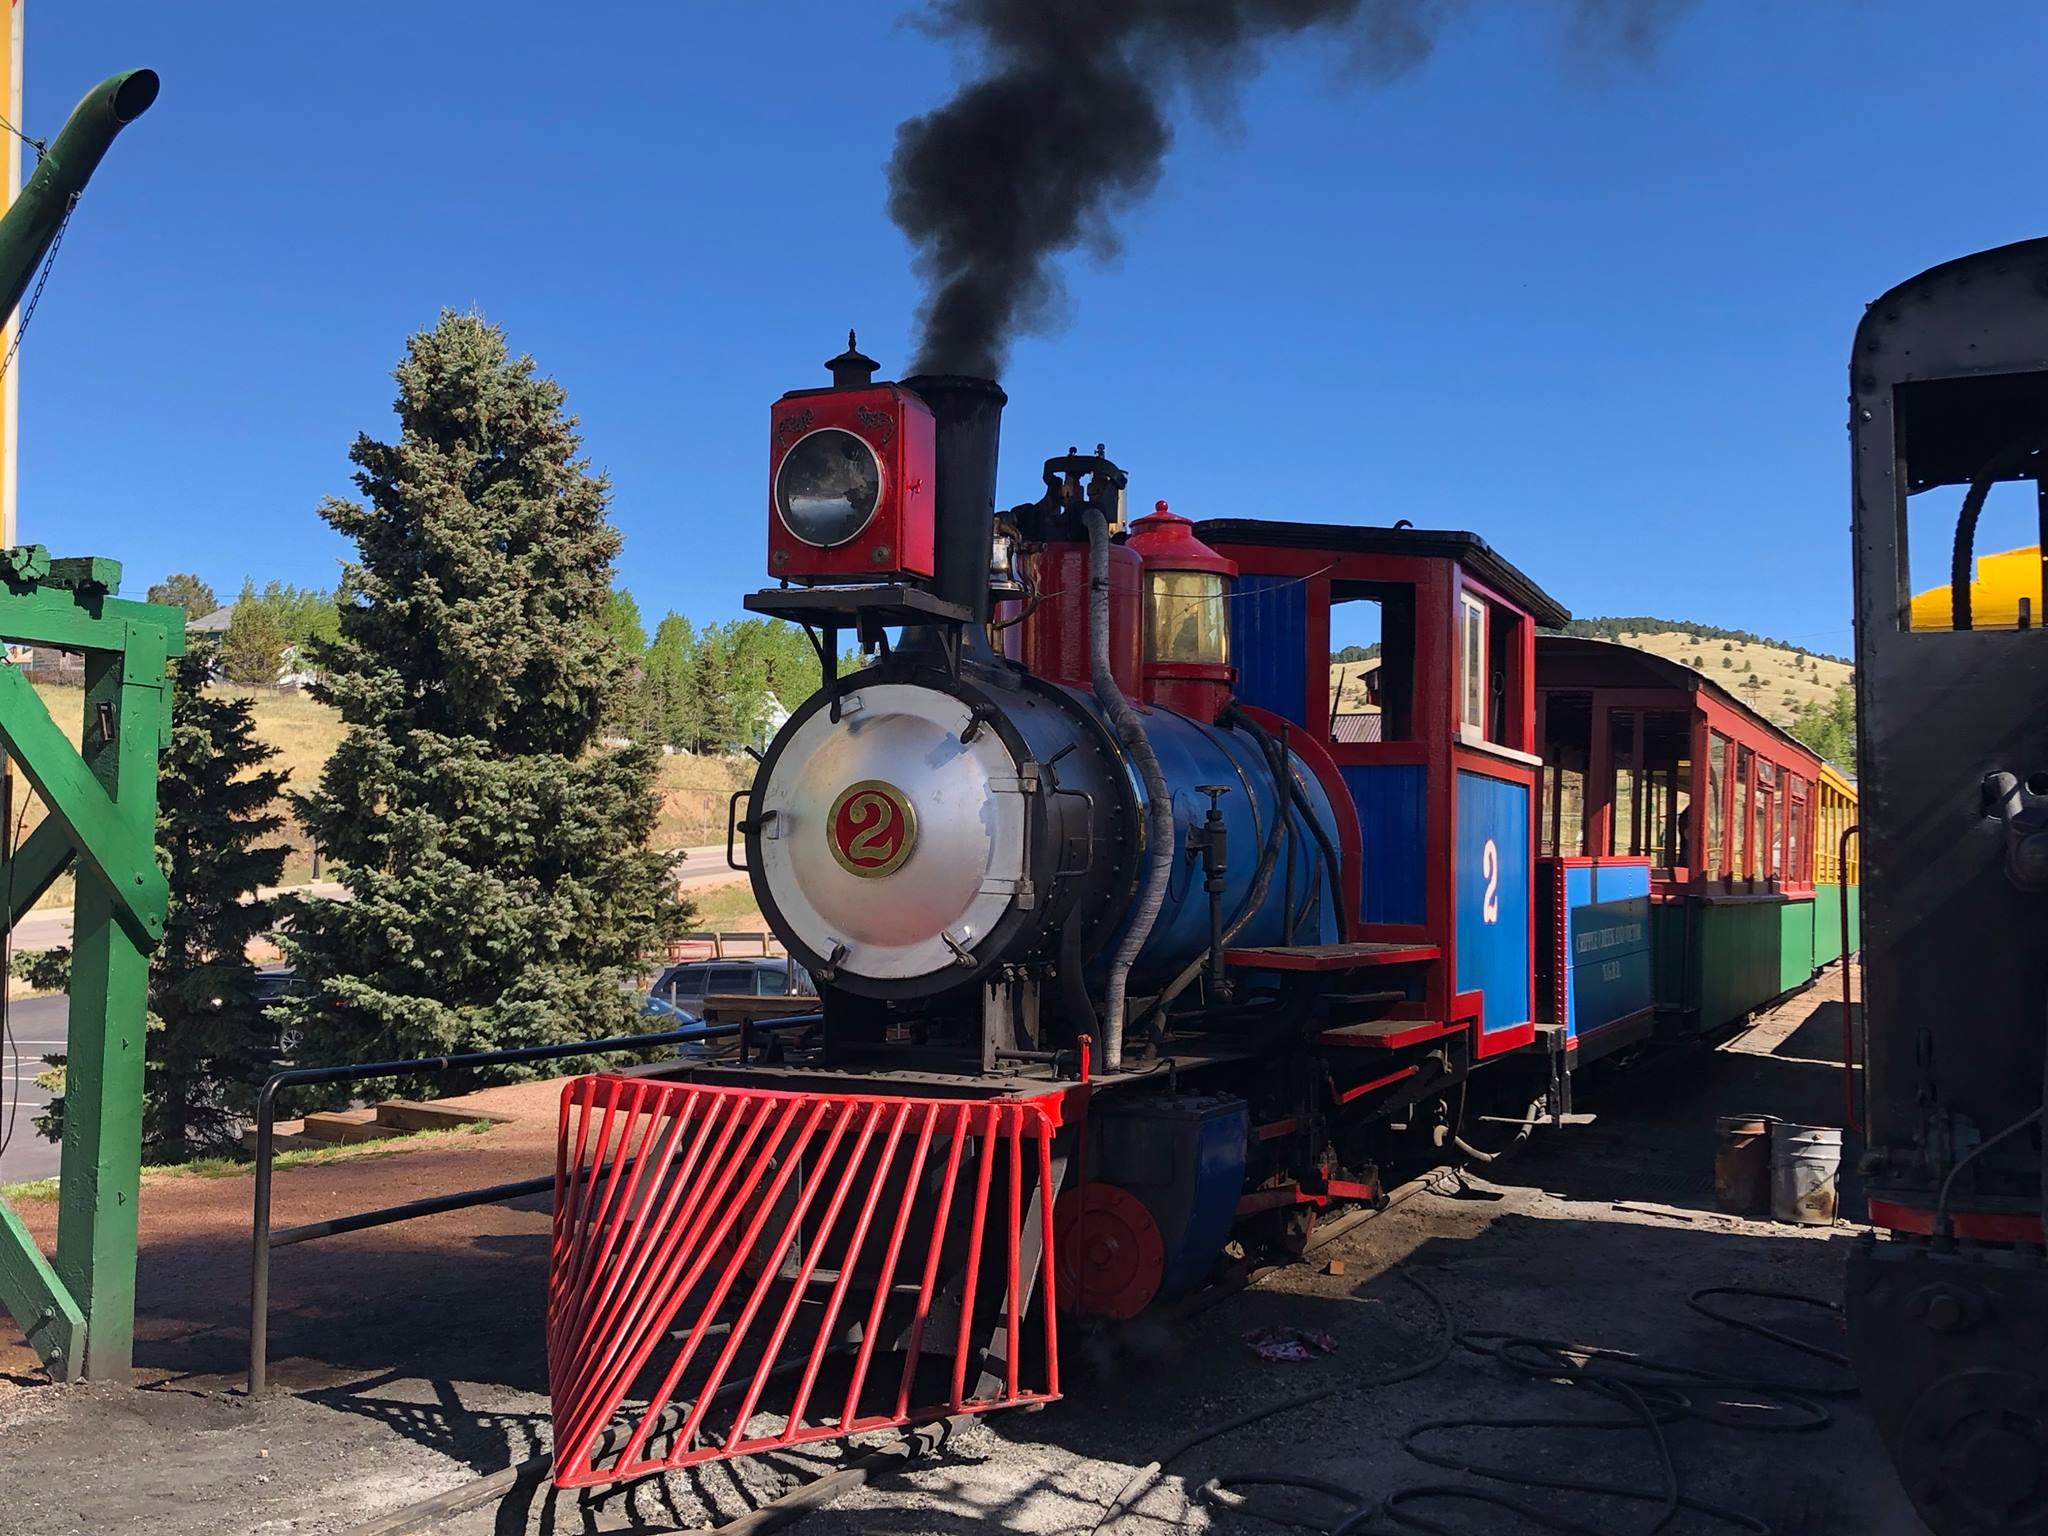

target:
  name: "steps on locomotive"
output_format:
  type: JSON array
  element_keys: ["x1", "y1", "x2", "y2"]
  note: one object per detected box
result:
[
  {"x1": 1314, "y1": 1017, "x2": 1458, "y2": 1050},
  {"x1": 1223, "y1": 941, "x2": 1441, "y2": 971}
]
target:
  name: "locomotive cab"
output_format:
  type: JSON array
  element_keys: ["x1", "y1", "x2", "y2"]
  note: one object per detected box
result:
[{"x1": 1844, "y1": 238, "x2": 2048, "y2": 1536}]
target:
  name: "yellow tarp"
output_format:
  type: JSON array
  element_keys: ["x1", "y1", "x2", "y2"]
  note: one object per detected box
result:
[{"x1": 1910, "y1": 545, "x2": 2045, "y2": 630}]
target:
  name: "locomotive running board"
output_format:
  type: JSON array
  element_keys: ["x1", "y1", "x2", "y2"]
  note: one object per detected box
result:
[{"x1": 546, "y1": 1074, "x2": 1065, "y2": 1488}]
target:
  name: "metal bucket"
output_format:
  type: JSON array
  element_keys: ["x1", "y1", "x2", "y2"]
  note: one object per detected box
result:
[
  {"x1": 1713, "y1": 1115, "x2": 1773, "y2": 1215},
  {"x1": 1770, "y1": 1123, "x2": 1842, "y2": 1225}
]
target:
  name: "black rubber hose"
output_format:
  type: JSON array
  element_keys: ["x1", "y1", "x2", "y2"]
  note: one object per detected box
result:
[
  {"x1": 1086, "y1": 1272, "x2": 1454, "y2": 1536},
  {"x1": 1950, "y1": 435, "x2": 2048, "y2": 630},
  {"x1": 1178, "y1": 1284, "x2": 1849, "y2": 1536}
]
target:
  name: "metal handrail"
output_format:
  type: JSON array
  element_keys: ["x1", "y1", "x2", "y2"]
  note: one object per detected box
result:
[
  {"x1": 246, "y1": 1015, "x2": 822, "y2": 1395},
  {"x1": 1838, "y1": 824, "x2": 1861, "y2": 1134}
]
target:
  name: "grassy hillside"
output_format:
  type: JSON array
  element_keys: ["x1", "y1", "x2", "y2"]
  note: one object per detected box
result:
[
  {"x1": 1326, "y1": 624, "x2": 1853, "y2": 731},
  {"x1": 1598, "y1": 627, "x2": 1851, "y2": 728},
  {"x1": 16, "y1": 682, "x2": 750, "y2": 909}
]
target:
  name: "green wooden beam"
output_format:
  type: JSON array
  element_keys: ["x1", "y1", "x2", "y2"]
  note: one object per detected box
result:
[
  {"x1": 0, "y1": 1200, "x2": 83, "y2": 1382},
  {"x1": 0, "y1": 580, "x2": 185, "y2": 658},
  {"x1": 6, "y1": 818, "x2": 76, "y2": 926},
  {"x1": 0, "y1": 659, "x2": 166, "y2": 949},
  {"x1": 51, "y1": 624, "x2": 165, "y2": 1384}
]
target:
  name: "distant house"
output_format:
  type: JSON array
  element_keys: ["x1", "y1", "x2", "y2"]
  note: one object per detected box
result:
[
  {"x1": 188, "y1": 604, "x2": 234, "y2": 636},
  {"x1": 276, "y1": 644, "x2": 319, "y2": 690},
  {"x1": 754, "y1": 690, "x2": 790, "y2": 749}
]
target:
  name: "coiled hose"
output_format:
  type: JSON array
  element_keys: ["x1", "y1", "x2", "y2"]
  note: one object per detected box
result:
[
  {"x1": 1086, "y1": 507, "x2": 1173, "y2": 1071},
  {"x1": 1125, "y1": 1280, "x2": 1851, "y2": 1536}
]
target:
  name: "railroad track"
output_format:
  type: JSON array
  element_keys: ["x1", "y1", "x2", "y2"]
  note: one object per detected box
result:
[{"x1": 338, "y1": 1163, "x2": 1467, "y2": 1536}]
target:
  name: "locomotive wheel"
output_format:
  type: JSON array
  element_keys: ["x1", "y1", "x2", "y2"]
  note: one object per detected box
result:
[
  {"x1": 1053, "y1": 1182, "x2": 1165, "y2": 1320},
  {"x1": 1896, "y1": 1369, "x2": 2048, "y2": 1531},
  {"x1": 1848, "y1": 1235, "x2": 2048, "y2": 1535}
]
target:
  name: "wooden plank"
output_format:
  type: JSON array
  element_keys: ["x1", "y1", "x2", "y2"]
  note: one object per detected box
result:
[
  {"x1": 0, "y1": 584, "x2": 184, "y2": 657},
  {"x1": 53, "y1": 630, "x2": 167, "y2": 1383},
  {"x1": 0, "y1": 1194, "x2": 83, "y2": 1381},
  {"x1": 0, "y1": 661, "x2": 167, "y2": 948},
  {"x1": 1225, "y1": 942, "x2": 1441, "y2": 973},
  {"x1": 5, "y1": 816, "x2": 75, "y2": 925},
  {"x1": 373, "y1": 1099, "x2": 502, "y2": 1132},
  {"x1": 1315, "y1": 1018, "x2": 1460, "y2": 1050}
]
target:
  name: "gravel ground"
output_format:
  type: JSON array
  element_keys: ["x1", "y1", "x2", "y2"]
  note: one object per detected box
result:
[{"x1": 0, "y1": 972, "x2": 1933, "y2": 1535}]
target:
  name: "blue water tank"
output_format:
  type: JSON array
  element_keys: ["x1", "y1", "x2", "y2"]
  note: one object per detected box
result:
[{"x1": 1089, "y1": 1092, "x2": 1249, "y2": 1303}]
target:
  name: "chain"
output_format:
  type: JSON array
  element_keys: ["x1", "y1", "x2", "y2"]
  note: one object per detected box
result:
[{"x1": 0, "y1": 192, "x2": 76, "y2": 387}]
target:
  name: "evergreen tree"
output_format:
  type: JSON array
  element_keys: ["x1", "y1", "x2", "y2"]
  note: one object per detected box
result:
[
  {"x1": 17, "y1": 645, "x2": 289, "y2": 1160},
  {"x1": 606, "y1": 587, "x2": 647, "y2": 658},
  {"x1": 602, "y1": 587, "x2": 648, "y2": 734},
  {"x1": 641, "y1": 612, "x2": 700, "y2": 749},
  {"x1": 1721, "y1": 656, "x2": 1734, "y2": 669},
  {"x1": 277, "y1": 312, "x2": 687, "y2": 1086},
  {"x1": 688, "y1": 632, "x2": 740, "y2": 753},
  {"x1": 147, "y1": 573, "x2": 217, "y2": 621},
  {"x1": 1791, "y1": 684, "x2": 1858, "y2": 766},
  {"x1": 220, "y1": 578, "x2": 287, "y2": 687}
]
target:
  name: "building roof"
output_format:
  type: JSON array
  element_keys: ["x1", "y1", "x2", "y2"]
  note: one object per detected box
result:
[{"x1": 188, "y1": 604, "x2": 234, "y2": 633}]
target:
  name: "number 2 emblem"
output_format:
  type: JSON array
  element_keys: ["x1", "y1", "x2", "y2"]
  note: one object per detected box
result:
[
  {"x1": 828, "y1": 779, "x2": 918, "y2": 878},
  {"x1": 1481, "y1": 837, "x2": 1500, "y2": 924}
]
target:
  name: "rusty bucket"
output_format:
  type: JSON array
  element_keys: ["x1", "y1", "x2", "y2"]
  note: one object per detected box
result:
[
  {"x1": 1770, "y1": 1123, "x2": 1842, "y2": 1226},
  {"x1": 1713, "y1": 1115, "x2": 1773, "y2": 1215}
]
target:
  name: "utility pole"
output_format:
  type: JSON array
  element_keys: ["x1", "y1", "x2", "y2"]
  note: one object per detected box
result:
[{"x1": 3, "y1": 0, "x2": 22, "y2": 548}]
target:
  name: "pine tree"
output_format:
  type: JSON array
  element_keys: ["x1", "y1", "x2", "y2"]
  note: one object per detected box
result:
[
  {"x1": 602, "y1": 587, "x2": 648, "y2": 734},
  {"x1": 277, "y1": 312, "x2": 687, "y2": 1087},
  {"x1": 606, "y1": 587, "x2": 647, "y2": 658},
  {"x1": 220, "y1": 578, "x2": 287, "y2": 687},
  {"x1": 642, "y1": 612, "x2": 700, "y2": 749},
  {"x1": 16, "y1": 645, "x2": 289, "y2": 1160},
  {"x1": 147, "y1": 573, "x2": 217, "y2": 621}
]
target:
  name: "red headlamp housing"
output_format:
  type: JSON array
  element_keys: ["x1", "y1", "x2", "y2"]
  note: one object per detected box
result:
[{"x1": 768, "y1": 383, "x2": 937, "y2": 585}]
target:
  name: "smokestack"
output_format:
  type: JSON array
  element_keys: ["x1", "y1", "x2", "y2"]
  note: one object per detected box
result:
[{"x1": 902, "y1": 374, "x2": 1006, "y2": 624}]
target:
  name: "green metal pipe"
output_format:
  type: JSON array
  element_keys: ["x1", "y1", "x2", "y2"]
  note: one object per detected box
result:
[{"x1": 0, "y1": 69, "x2": 158, "y2": 323}]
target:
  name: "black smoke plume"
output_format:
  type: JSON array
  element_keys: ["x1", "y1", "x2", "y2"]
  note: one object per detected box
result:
[{"x1": 889, "y1": 0, "x2": 1687, "y2": 376}]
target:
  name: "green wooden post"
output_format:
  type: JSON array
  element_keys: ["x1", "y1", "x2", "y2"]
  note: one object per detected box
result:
[{"x1": 0, "y1": 553, "x2": 177, "y2": 1383}]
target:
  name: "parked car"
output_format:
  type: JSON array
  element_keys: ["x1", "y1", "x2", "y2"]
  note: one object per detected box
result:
[
  {"x1": 250, "y1": 965, "x2": 307, "y2": 1066},
  {"x1": 645, "y1": 957, "x2": 815, "y2": 1019}
]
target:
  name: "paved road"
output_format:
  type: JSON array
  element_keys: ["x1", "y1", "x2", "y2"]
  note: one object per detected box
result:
[{"x1": 0, "y1": 993, "x2": 66, "y2": 1184}]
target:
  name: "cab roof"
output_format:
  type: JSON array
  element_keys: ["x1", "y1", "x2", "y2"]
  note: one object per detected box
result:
[{"x1": 1194, "y1": 518, "x2": 1570, "y2": 629}]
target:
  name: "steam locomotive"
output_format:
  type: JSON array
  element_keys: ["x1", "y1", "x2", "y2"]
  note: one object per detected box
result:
[
  {"x1": 541, "y1": 338, "x2": 1844, "y2": 1488},
  {"x1": 1843, "y1": 239, "x2": 2048, "y2": 1536}
]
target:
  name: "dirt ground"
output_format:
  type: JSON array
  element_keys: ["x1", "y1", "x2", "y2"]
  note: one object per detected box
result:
[{"x1": 0, "y1": 973, "x2": 1931, "y2": 1536}]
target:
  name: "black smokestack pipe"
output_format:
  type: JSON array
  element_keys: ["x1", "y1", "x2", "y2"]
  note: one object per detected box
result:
[{"x1": 901, "y1": 374, "x2": 1006, "y2": 625}]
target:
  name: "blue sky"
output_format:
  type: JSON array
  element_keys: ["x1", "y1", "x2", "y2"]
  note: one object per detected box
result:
[{"x1": 20, "y1": 3, "x2": 2048, "y2": 656}]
